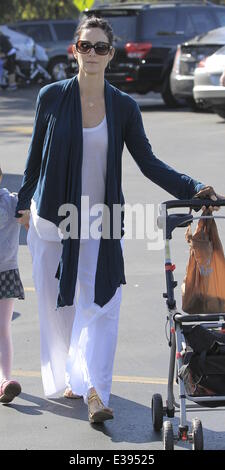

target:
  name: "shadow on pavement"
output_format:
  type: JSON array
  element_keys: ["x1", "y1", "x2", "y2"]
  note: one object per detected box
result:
[
  {"x1": 3, "y1": 391, "x2": 225, "y2": 448},
  {"x1": 6, "y1": 392, "x2": 155, "y2": 444},
  {"x1": 140, "y1": 104, "x2": 185, "y2": 113},
  {"x1": 139, "y1": 104, "x2": 214, "y2": 114},
  {"x1": 12, "y1": 312, "x2": 21, "y2": 321}
]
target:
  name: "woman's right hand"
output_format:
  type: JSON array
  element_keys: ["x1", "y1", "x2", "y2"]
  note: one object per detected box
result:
[{"x1": 17, "y1": 210, "x2": 30, "y2": 231}]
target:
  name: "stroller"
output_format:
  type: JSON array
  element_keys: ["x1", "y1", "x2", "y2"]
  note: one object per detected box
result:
[{"x1": 151, "y1": 197, "x2": 225, "y2": 450}]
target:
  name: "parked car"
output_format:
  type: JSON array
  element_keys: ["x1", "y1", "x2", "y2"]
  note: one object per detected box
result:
[
  {"x1": 0, "y1": 25, "x2": 50, "y2": 87},
  {"x1": 67, "y1": 1, "x2": 225, "y2": 106},
  {"x1": 0, "y1": 24, "x2": 36, "y2": 59},
  {"x1": 0, "y1": 24, "x2": 49, "y2": 64},
  {"x1": 193, "y1": 45, "x2": 225, "y2": 118},
  {"x1": 8, "y1": 19, "x2": 78, "y2": 81},
  {"x1": 170, "y1": 26, "x2": 225, "y2": 108}
]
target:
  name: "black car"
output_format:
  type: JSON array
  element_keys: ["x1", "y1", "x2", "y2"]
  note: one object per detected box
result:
[{"x1": 69, "y1": 1, "x2": 225, "y2": 106}]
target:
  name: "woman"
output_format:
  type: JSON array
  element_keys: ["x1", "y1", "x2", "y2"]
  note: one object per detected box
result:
[{"x1": 15, "y1": 16, "x2": 219, "y2": 424}]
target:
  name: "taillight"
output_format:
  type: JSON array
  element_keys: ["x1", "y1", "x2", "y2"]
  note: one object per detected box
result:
[
  {"x1": 67, "y1": 44, "x2": 73, "y2": 54},
  {"x1": 172, "y1": 45, "x2": 181, "y2": 73},
  {"x1": 125, "y1": 42, "x2": 152, "y2": 59}
]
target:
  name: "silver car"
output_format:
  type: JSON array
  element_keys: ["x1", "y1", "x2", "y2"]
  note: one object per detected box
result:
[
  {"x1": 0, "y1": 24, "x2": 48, "y2": 66},
  {"x1": 9, "y1": 20, "x2": 78, "y2": 81},
  {"x1": 170, "y1": 26, "x2": 225, "y2": 108},
  {"x1": 193, "y1": 45, "x2": 225, "y2": 119}
]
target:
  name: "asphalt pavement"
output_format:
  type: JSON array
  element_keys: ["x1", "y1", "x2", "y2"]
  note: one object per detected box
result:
[{"x1": 0, "y1": 85, "x2": 225, "y2": 451}]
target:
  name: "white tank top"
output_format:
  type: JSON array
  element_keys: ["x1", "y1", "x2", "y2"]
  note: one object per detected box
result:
[
  {"x1": 81, "y1": 115, "x2": 108, "y2": 240},
  {"x1": 31, "y1": 115, "x2": 108, "y2": 242}
]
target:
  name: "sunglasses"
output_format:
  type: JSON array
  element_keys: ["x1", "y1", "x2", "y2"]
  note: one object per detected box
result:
[{"x1": 75, "y1": 40, "x2": 112, "y2": 56}]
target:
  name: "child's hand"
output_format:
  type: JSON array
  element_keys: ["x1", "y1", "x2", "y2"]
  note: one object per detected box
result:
[{"x1": 17, "y1": 210, "x2": 30, "y2": 230}]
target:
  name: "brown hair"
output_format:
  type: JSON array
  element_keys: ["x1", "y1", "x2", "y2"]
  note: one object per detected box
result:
[
  {"x1": 0, "y1": 167, "x2": 2, "y2": 179},
  {"x1": 74, "y1": 15, "x2": 114, "y2": 46}
]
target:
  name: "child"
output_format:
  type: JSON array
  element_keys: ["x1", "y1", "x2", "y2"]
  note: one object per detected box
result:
[{"x1": 0, "y1": 167, "x2": 24, "y2": 403}]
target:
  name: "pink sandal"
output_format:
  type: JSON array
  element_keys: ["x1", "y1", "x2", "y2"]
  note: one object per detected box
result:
[{"x1": 0, "y1": 380, "x2": 21, "y2": 403}]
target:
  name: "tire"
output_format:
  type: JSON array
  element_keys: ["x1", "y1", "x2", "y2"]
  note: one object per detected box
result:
[
  {"x1": 192, "y1": 418, "x2": 203, "y2": 450},
  {"x1": 49, "y1": 57, "x2": 68, "y2": 81},
  {"x1": 151, "y1": 394, "x2": 163, "y2": 431},
  {"x1": 161, "y1": 77, "x2": 181, "y2": 108},
  {"x1": 185, "y1": 97, "x2": 202, "y2": 111},
  {"x1": 136, "y1": 85, "x2": 151, "y2": 95},
  {"x1": 213, "y1": 108, "x2": 225, "y2": 119},
  {"x1": 163, "y1": 421, "x2": 174, "y2": 450}
]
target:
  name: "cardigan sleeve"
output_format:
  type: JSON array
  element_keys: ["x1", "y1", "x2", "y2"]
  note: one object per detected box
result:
[
  {"x1": 125, "y1": 100, "x2": 205, "y2": 199},
  {"x1": 15, "y1": 90, "x2": 48, "y2": 217}
]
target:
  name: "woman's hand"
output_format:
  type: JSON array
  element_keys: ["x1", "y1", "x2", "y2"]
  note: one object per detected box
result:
[
  {"x1": 194, "y1": 186, "x2": 225, "y2": 211},
  {"x1": 17, "y1": 210, "x2": 30, "y2": 230}
]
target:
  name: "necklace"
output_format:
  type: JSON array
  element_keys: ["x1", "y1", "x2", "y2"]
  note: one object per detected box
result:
[{"x1": 82, "y1": 96, "x2": 102, "y2": 108}]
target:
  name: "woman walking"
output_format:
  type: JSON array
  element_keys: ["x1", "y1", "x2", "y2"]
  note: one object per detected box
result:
[{"x1": 16, "y1": 16, "x2": 218, "y2": 423}]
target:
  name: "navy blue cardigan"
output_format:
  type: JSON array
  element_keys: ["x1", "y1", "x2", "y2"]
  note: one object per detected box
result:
[{"x1": 15, "y1": 76, "x2": 204, "y2": 308}]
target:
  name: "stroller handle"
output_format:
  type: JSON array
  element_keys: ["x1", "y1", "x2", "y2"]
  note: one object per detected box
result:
[{"x1": 162, "y1": 198, "x2": 225, "y2": 210}]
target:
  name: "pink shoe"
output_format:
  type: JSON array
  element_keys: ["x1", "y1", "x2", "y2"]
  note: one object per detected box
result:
[{"x1": 0, "y1": 380, "x2": 21, "y2": 403}]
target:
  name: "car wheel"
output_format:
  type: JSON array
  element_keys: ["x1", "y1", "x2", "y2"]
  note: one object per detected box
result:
[
  {"x1": 49, "y1": 58, "x2": 68, "y2": 81},
  {"x1": 213, "y1": 108, "x2": 225, "y2": 119},
  {"x1": 136, "y1": 84, "x2": 151, "y2": 95},
  {"x1": 185, "y1": 97, "x2": 201, "y2": 111},
  {"x1": 161, "y1": 77, "x2": 182, "y2": 108}
]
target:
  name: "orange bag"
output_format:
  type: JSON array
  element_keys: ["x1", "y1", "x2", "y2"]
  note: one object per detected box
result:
[{"x1": 182, "y1": 211, "x2": 225, "y2": 314}]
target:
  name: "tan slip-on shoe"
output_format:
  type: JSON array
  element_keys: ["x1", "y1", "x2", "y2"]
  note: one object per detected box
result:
[
  {"x1": 88, "y1": 389, "x2": 114, "y2": 424},
  {"x1": 63, "y1": 388, "x2": 82, "y2": 399}
]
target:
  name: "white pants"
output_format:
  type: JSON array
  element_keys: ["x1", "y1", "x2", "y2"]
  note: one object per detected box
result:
[{"x1": 27, "y1": 214, "x2": 122, "y2": 406}]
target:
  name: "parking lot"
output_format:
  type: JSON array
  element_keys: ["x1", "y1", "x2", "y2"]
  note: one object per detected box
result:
[{"x1": 0, "y1": 85, "x2": 225, "y2": 451}]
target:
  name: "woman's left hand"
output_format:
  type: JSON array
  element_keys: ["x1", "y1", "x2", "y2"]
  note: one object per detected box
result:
[
  {"x1": 16, "y1": 210, "x2": 30, "y2": 230},
  {"x1": 194, "y1": 185, "x2": 225, "y2": 211}
]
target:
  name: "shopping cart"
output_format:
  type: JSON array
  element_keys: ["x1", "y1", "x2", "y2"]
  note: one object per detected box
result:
[{"x1": 151, "y1": 198, "x2": 225, "y2": 450}]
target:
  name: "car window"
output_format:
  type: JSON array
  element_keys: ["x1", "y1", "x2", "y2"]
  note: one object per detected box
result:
[
  {"x1": 188, "y1": 10, "x2": 217, "y2": 35},
  {"x1": 53, "y1": 22, "x2": 77, "y2": 41},
  {"x1": 215, "y1": 45, "x2": 225, "y2": 55},
  {"x1": 140, "y1": 9, "x2": 177, "y2": 39},
  {"x1": 214, "y1": 9, "x2": 225, "y2": 27},
  {"x1": 176, "y1": 11, "x2": 196, "y2": 37},
  {"x1": 93, "y1": 14, "x2": 137, "y2": 43},
  {"x1": 18, "y1": 24, "x2": 52, "y2": 43}
]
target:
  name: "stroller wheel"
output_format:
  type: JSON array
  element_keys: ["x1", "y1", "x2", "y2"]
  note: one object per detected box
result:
[
  {"x1": 163, "y1": 421, "x2": 174, "y2": 450},
  {"x1": 191, "y1": 418, "x2": 204, "y2": 450},
  {"x1": 151, "y1": 394, "x2": 163, "y2": 431}
]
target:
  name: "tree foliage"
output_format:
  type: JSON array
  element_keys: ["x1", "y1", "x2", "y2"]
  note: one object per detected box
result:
[
  {"x1": 0, "y1": 0, "x2": 79, "y2": 23},
  {"x1": 0, "y1": 0, "x2": 225, "y2": 24}
]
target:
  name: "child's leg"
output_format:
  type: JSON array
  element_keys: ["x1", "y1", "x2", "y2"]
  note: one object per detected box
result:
[{"x1": 0, "y1": 298, "x2": 14, "y2": 380}]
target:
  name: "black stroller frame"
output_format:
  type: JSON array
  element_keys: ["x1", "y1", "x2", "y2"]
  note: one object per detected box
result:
[{"x1": 151, "y1": 198, "x2": 225, "y2": 450}]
